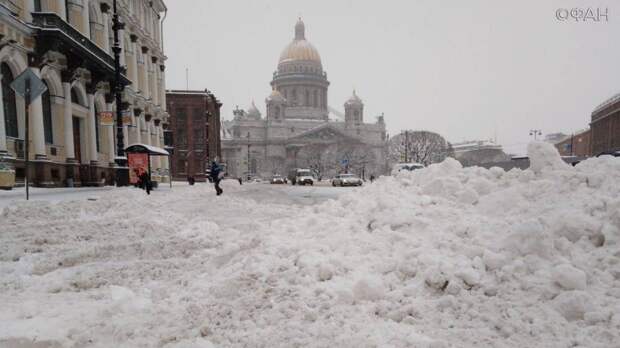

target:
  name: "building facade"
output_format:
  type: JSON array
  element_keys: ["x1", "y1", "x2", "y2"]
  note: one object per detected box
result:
[
  {"x1": 166, "y1": 90, "x2": 222, "y2": 181},
  {"x1": 553, "y1": 129, "x2": 591, "y2": 157},
  {"x1": 452, "y1": 140, "x2": 509, "y2": 167},
  {"x1": 591, "y1": 93, "x2": 620, "y2": 156},
  {"x1": 222, "y1": 19, "x2": 387, "y2": 179},
  {"x1": 0, "y1": 0, "x2": 169, "y2": 187}
]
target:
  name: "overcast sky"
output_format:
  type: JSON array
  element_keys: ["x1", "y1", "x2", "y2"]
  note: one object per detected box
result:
[{"x1": 164, "y1": 0, "x2": 619, "y2": 154}]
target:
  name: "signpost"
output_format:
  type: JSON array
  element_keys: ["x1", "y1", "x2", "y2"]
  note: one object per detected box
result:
[{"x1": 10, "y1": 68, "x2": 47, "y2": 200}]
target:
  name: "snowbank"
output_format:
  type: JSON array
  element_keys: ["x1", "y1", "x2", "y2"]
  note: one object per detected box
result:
[{"x1": 1, "y1": 147, "x2": 620, "y2": 347}]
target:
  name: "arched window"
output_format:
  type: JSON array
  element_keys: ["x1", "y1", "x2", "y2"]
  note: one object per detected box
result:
[
  {"x1": 42, "y1": 81, "x2": 53, "y2": 144},
  {"x1": 1, "y1": 63, "x2": 18, "y2": 138}
]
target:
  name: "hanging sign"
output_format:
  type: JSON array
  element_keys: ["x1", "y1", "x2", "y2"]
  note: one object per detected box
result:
[
  {"x1": 122, "y1": 110, "x2": 133, "y2": 126},
  {"x1": 99, "y1": 111, "x2": 114, "y2": 126}
]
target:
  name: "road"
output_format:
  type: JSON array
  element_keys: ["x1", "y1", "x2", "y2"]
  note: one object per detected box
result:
[{"x1": 0, "y1": 180, "x2": 361, "y2": 208}]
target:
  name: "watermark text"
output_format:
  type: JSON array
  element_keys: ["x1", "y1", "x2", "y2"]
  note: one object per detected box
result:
[{"x1": 556, "y1": 7, "x2": 608, "y2": 22}]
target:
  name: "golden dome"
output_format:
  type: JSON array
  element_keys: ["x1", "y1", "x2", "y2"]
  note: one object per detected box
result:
[{"x1": 278, "y1": 19, "x2": 322, "y2": 65}]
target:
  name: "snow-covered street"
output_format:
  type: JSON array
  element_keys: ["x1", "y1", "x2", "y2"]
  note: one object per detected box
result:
[{"x1": 1, "y1": 143, "x2": 620, "y2": 348}]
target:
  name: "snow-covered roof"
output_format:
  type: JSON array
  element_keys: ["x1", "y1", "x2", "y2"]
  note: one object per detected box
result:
[
  {"x1": 592, "y1": 92, "x2": 620, "y2": 115},
  {"x1": 125, "y1": 143, "x2": 170, "y2": 156}
]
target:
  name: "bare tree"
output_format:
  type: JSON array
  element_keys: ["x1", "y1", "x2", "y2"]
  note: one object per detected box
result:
[{"x1": 388, "y1": 130, "x2": 451, "y2": 166}]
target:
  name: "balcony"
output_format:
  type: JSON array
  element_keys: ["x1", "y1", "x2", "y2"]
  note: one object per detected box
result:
[{"x1": 31, "y1": 12, "x2": 131, "y2": 86}]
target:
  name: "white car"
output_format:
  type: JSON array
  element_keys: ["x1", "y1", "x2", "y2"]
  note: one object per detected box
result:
[{"x1": 332, "y1": 174, "x2": 363, "y2": 187}]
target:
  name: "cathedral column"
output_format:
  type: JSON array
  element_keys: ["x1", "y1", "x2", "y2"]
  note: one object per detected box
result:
[{"x1": 62, "y1": 81, "x2": 75, "y2": 161}]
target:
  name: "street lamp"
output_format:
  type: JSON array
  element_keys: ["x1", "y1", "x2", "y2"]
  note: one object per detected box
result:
[
  {"x1": 246, "y1": 132, "x2": 251, "y2": 180},
  {"x1": 529, "y1": 129, "x2": 542, "y2": 141},
  {"x1": 112, "y1": 0, "x2": 128, "y2": 186}
]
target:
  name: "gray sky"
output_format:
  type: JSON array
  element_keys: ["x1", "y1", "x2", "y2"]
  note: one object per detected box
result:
[{"x1": 164, "y1": 0, "x2": 619, "y2": 154}]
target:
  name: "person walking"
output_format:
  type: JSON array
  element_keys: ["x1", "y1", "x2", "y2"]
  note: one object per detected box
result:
[
  {"x1": 138, "y1": 169, "x2": 152, "y2": 195},
  {"x1": 210, "y1": 159, "x2": 224, "y2": 196},
  {"x1": 370, "y1": 174, "x2": 375, "y2": 183}
]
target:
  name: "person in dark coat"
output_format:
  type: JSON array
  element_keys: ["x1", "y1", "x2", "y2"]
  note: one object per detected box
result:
[
  {"x1": 138, "y1": 169, "x2": 152, "y2": 195},
  {"x1": 210, "y1": 160, "x2": 223, "y2": 195}
]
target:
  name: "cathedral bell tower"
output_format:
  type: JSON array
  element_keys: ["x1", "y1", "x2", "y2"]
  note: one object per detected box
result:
[
  {"x1": 344, "y1": 90, "x2": 364, "y2": 127},
  {"x1": 266, "y1": 88, "x2": 286, "y2": 122}
]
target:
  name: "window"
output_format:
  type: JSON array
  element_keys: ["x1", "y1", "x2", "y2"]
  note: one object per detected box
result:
[
  {"x1": 194, "y1": 127, "x2": 204, "y2": 145},
  {"x1": 177, "y1": 158, "x2": 186, "y2": 173},
  {"x1": 1, "y1": 63, "x2": 18, "y2": 138},
  {"x1": 176, "y1": 128, "x2": 187, "y2": 146},
  {"x1": 42, "y1": 82, "x2": 53, "y2": 144},
  {"x1": 34, "y1": 0, "x2": 42, "y2": 12}
]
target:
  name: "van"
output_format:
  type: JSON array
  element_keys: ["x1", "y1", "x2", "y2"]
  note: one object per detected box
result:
[{"x1": 288, "y1": 168, "x2": 314, "y2": 185}]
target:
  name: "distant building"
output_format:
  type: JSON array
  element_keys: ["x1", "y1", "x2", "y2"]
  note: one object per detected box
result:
[
  {"x1": 166, "y1": 90, "x2": 222, "y2": 181},
  {"x1": 544, "y1": 133, "x2": 568, "y2": 144},
  {"x1": 221, "y1": 19, "x2": 387, "y2": 179},
  {"x1": 591, "y1": 93, "x2": 620, "y2": 155},
  {"x1": 452, "y1": 140, "x2": 509, "y2": 167},
  {"x1": 553, "y1": 129, "x2": 591, "y2": 157}
]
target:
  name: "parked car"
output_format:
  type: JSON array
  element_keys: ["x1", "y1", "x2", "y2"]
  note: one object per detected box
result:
[
  {"x1": 288, "y1": 168, "x2": 314, "y2": 185},
  {"x1": 332, "y1": 173, "x2": 363, "y2": 187},
  {"x1": 270, "y1": 175, "x2": 287, "y2": 184},
  {"x1": 391, "y1": 162, "x2": 424, "y2": 175}
]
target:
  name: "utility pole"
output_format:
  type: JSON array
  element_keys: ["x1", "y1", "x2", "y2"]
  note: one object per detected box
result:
[
  {"x1": 529, "y1": 129, "x2": 542, "y2": 141},
  {"x1": 112, "y1": 0, "x2": 128, "y2": 186}
]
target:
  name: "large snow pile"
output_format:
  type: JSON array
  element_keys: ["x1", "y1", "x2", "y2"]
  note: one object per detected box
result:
[{"x1": 1, "y1": 142, "x2": 620, "y2": 347}]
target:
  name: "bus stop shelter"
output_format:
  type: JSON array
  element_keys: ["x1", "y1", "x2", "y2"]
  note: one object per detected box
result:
[{"x1": 125, "y1": 144, "x2": 171, "y2": 188}]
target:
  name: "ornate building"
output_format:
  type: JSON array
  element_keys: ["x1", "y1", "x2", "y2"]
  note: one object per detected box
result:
[
  {"x1": 0, "y1": 0, "x2": 169, "y2": 187},
  {"x1": 222, "y1": 19, "x2": 387, "y2": 179}
]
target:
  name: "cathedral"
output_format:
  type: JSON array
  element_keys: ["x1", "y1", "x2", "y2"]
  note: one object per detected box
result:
[{"x1": 222, "y1": 19, "x2": 388, "y2": 179}]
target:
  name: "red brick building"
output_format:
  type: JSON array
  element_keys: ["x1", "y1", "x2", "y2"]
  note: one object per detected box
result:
[
  {"x1": 166, "y1": 90, "x2": 222, "y2": 181},
  {"x1": 591, "y1": 93, "x2": 620, "y2": 155},
  {"x1": 554, "y1": 129, "x2": 591, "y2": 157}
]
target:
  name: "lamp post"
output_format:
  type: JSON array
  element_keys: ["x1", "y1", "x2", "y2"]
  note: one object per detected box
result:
[
  {"x1": 246, "y1": 132, "x2": 251, "y2": 180},
  {"x1": 112, "y1": 0, "x2": 128, "y2": 186},
  {"x1": 529, "y1": 129, "x2": 542, "y2": 141}
]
